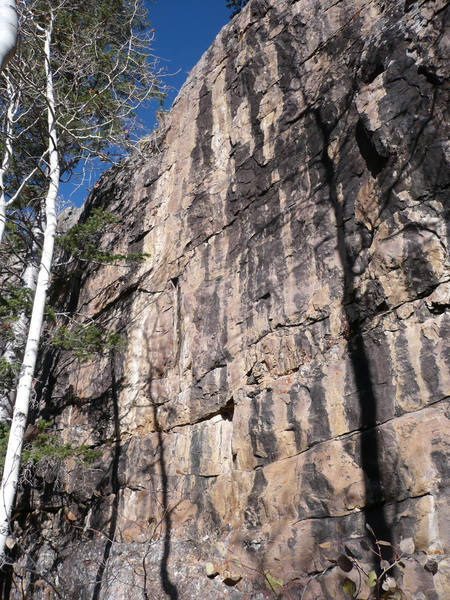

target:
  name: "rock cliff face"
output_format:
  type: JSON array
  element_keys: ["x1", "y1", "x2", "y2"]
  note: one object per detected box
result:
[{"x1": 7, "y1": 0, "x2": 449, "y2": 598}]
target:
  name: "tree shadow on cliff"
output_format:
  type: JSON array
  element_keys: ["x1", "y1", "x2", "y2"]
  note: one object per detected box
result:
[
  {"x1": 146, "y1": 360, "x2": 179, "y2": 600},
  {"x1": 138, "y1": 313, "x2": 179, "y2": 600},
  {"x1": 312, "y1": 70, "x2": 444, "y2": 564},
  {"x1": 312, "y1": 103, "x2": 393, "y2": 558},
  {"x1": 92, "y1": 351, "x2": 121, "y2": 600}
]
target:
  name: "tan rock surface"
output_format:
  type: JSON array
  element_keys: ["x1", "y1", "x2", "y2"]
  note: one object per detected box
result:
[{"x1": 11, "y1": 0, "x2": 449, "y2": 598}]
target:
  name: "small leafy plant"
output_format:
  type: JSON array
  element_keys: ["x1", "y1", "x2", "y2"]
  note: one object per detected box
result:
[
  {"x1": 335, "y1": 525, "x2": 408, "y2": 599},
  {"x1": 264, "y1": 571, "x2": 284, "y2": 594}
]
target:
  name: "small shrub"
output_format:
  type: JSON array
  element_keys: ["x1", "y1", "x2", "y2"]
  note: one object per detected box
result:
[
  {"x1": 334, "y1": 525, "x2": 408, "y2": 599},
  {"x1": 0, "y1": 420, "x2": 101, "y2": 477},
  {"x1": 57, "y1": 208, "x2": 149, "y2": 265},
  {"x1": 51, "y1": 323, "x2": 124, "y2": 362}
]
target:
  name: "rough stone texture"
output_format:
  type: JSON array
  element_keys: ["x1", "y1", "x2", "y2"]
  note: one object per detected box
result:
[{"x1": 6, "y1": 0, "x2": 449, "y2": 598}]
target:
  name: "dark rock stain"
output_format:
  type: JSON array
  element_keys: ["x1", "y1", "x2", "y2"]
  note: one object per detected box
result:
[
  {"x1": 403, "y1": 236, "x2": 439, "y2": 298},
  {"x1": 191, "y1": 83, "x2": 214, "y2": 170},
  {"x1": 419, "y1": 332, "x2": 442, "y2": 400},
  {"x1": 298, "y1": 462, "x2": 334, "y2": 519},
  {"x1": 191, "y1": 477, "x2": 222, "y2": 531},
  {"x1": 244, "y1": 468, "x2": 267, "y2": 529},
  {"x1": 307, "y1": 379, "x2": 331, "y2": 446},
  {"x1": 287, "y1": 384, "x2": 304, "y2": 452},
  {"x1": 189, "y1": 427, "x2": 202, "y2": 474},
  {"x1": 249, "y1": 391, "x2": 278, "y2": 465},
  {"x1": 393, "y1": 330, "x2": 421, "y2": 415}
]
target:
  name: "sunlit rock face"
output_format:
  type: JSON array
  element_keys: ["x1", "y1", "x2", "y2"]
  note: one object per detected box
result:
[{"x1": 10, "y1": 0, "x2": 448, "y2": 598}]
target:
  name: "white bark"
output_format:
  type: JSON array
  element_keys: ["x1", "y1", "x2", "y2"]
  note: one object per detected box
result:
[
  {"x1": 0, "y1": 76, "x2": 17, "y2": 245},
  {"x1": 0, "y1": 246, "x2": 39, "y2": 423},
  {"x1": 0, "y1": 18, "x2": 59, "y2": 560},
  {"x1": 0, "y1": 183, "x2": 6, "y2": 245},
  {"x1": 0, "y1": 0, "x2": 17, "y2": 72}
]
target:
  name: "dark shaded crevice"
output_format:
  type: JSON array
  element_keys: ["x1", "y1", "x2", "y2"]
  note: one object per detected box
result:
[
  {"x1": 171, "y1": 277, "x2": 182, "y2": 367},
  {"x1": 33, "y1": 347, "x2": 60, "y2": 420},
  {"x1": 0, "y1": 563, "x2": 13, "y2": 599},
  {"x1": 129, "y1": 227, "x2": 153, "y2": 245},
  {"x1": 194, "y1": 363, "x2": 227, "y2": 385},
  {"x1": 92, "y1": 353, "x2": 121, "y2": 600},
  {"x1": 417, "y1": 65, "x2": 443, "y2": 86},
  {"x1": 162, "y1": 398, "x2": 235, "y2": 433},
  {"x1": 216, "y1": 398, "x2": 235, "y2": 422},
  {"x1": 257, "y1": 292, "x2": 270, "y2": 301},
  {"x1": 222, "y1": 576, "x2": 241, "y2": 587},
  {"x1": 428, "y1": 302, "x2": 449, "y2": 315},
  {"x1": 365, "y1": 62, "x2": 385, "y2": 84},
  {"x1": 355, "y1": 118, "x2": 388, "y2": 177}
]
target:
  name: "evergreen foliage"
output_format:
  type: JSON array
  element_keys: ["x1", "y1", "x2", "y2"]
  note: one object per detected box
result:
[
  {"x1": 56, "y1": 208, "x2": 148, "y2": 264},
  {"x1": 0, "y1": 284, "x2": 32, "y2": 399},
  {"x1": 226, "y1": 0, "x2": 249, "y2": 17},
  {"x1": 0, "y1": 357, "x2": 19, "y2": 393},
  {"x1": 0, "y1": 285, "x2": 32, "y2": 332},
  {"x1": 0, "y1": 0, "x2": 156, "y2": 415},
  {"x1": 0, "y1": 419, "x2": 101, "y2": 476},
  {"x1": 0, "y1": 0, "x2": 164, "y2": 270},
  {"x1": 51, "y1": 323, "x2": 124, "y2": 361}
]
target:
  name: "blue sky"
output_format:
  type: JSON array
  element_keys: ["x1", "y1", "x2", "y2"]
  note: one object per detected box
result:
[
  {"x1": 147, "y1": 0, "x2": 231, "y2": 112},
  {"x1": 62, "y1": 1, "x2": 231, "y2": 207}
]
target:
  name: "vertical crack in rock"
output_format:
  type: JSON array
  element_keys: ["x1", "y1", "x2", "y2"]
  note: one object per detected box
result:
[
  {"x1": 171, "y1": 276, "x2": 183, "y2": 368},
  {"x1": 355, "y1": 118, "x2": 389, "y2": 177}
]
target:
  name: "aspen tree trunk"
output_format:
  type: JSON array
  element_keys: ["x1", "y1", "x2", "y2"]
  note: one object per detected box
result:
[
  {"x1": 0, "y1": 249, "x2": 39, "y2": 423},
  {"x1": 0, "y1": 16, "x2": 59, "y2": 559},
  {"x1": 0, "y1": 193, "x2": 6, "y2": 247},
  {"x1": 0, "y1": 77, "x2": 16, "y2": 245},
  {"x1": 0, "y1": 79, "x2": 40, "y2": 422},
  {"x1": 0, "y1": 0, "x2": 17, "y2": 72}
]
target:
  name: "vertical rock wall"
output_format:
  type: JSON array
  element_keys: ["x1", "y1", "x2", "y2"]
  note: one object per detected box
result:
[{"x1": 8, "y1": 0, "x2": 449, "y2": 598}]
